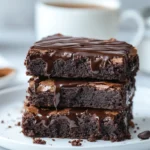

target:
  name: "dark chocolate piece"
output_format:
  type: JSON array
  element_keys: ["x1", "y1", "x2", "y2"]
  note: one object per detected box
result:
[
  {"x1": 25, "y1": 34, "x2": 139, "y2": 81},
  {"x1": 22, "y1": 104, "x2": 132, "y2": 141},
  {"x1": 138, "y1": 131, "x2": 150, "y2": 140},
  {"x1": 27, "y1": 77, "x2": 135, "y2": 110}
]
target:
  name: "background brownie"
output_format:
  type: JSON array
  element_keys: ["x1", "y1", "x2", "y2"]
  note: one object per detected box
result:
[
  {"x1": 22, "y1": 104, "x2": 132, "y2": 141},
  {"x1": 25, "y1": 34, "x2": 139, "y2": 81},
  {"x1": 27, "y1": 77, "x2": 135, "y2": 110}
]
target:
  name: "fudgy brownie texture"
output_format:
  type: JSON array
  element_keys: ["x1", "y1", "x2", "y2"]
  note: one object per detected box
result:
[
  {"x1": 22, "y1": 104, "x2": 132, "y2": 141},
  {"x1": 25, "y1": 34, "x2": 139, "y2": 81},
  {"x1": 27, "y1": 77, "x2": 135, "y2": 110}
]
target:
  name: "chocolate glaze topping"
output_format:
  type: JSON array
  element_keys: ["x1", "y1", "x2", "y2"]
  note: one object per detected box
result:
[
  {"x1": 24, "y1": 103, "x2": 120, "y2": 126},
  {"x1": 25, "y1": 103, "x2": 121, "y2": 129},
  {"x1": 28, "y1": 34, "x2": 136, "y2": 73}
]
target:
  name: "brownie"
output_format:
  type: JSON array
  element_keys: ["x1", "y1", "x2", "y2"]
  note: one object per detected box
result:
[
  {"x1": 27, "y1": 77, "x2": 135, "y2": 110},
  {"x1": 33, "y1": 138, "x2": 46, "y2": 144},
  {"x1": 25, "y1": 34, "x2": 139, "y2": 81},
  {"x1": 22, "y1": 104, "x2": 132, "y2": 141}
]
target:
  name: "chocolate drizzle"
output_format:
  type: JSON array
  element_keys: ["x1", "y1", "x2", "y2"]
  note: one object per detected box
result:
[
  {"x1": 28, "y1": 34, "x2": 135, "y2": 73},
  {"x1": 24, "y1": 103, "x2": 120, "y2": 129}
]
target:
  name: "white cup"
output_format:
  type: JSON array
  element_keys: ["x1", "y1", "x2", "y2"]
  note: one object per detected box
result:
[{"x1": 35, "y1": 0, "x2": 145, "y2": 46}]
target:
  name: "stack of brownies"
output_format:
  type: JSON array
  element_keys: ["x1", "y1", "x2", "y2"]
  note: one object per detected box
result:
[{"x1": 22, "y1": 34, "x2": 139, "y2": 141}]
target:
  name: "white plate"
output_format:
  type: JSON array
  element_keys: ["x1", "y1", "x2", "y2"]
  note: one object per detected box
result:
[{"x1": 0, "y1": 85, "x2": 150, "y2": 150}]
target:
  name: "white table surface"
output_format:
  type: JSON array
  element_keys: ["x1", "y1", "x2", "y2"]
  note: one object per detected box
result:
[{"x1": 0, "y1": 29, "x2": 149, "y2": 150}]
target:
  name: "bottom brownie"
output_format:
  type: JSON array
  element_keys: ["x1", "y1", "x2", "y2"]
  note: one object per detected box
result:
[{"x1": 22, "y1": 103, "x2": 132, "y2": 141}]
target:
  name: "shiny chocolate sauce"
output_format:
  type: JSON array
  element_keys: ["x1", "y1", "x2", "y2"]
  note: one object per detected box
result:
[
  {"x1": 25, "y1": 102, "x2": 120, "y2": 129},
  {"x1": 29, "y1": 34, "x2": 135, "y2": 73}
]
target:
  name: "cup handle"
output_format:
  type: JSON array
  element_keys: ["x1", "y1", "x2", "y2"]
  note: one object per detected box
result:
[{"x1": 121, "y1": 10, "x2": 145, "y2": 47}]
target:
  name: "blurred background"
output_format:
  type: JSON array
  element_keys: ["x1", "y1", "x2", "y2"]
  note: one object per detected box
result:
[{"x1": 0, "y1": 0, "x2": 150, "y2": 88}]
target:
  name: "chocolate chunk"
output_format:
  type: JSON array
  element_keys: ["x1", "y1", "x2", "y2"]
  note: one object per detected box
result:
[{"x1": 138, "y1": 131, "x2": 150, "y2": 140}]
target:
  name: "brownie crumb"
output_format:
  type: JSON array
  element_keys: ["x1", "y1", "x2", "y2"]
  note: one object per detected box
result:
[
  {"x1": 129, "y1": 121, "x2": 135, "y2": 128},
  {"x1": 1, "y1": 120, "x2": 4, "y2": 124},
  {"x1": 69, "y1": 139, "x2": 82, "y2": 146},
  {"x1": 134, "y1": 130, "x2": 137, "y2": 133},
  {"x1": 33, "y1": 138, "x2": 46, "y2": 145},
  {"x1": 8, "y1": 126, "x2": 12, "y2": 128},
  {"x1": 52, "y1": 139, "x2": 55, "y2": 141},
  {"x1": 87, "y1": 135, "x2": 97, "y2": 142},
  {"x1": 15, "y1": 122, "x2": 21, "y2": 126},
  {"x1": 138, "y1": 131, "x2": 150, "y2": 140},
  {"x1": 137, "y1": 127, "x2": 140, "y2": 130}
]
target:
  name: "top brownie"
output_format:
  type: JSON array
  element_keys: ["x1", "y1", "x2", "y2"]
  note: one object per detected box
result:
[{"x1": 25, "y1": 34, "x2": 139, "y2": 81}]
